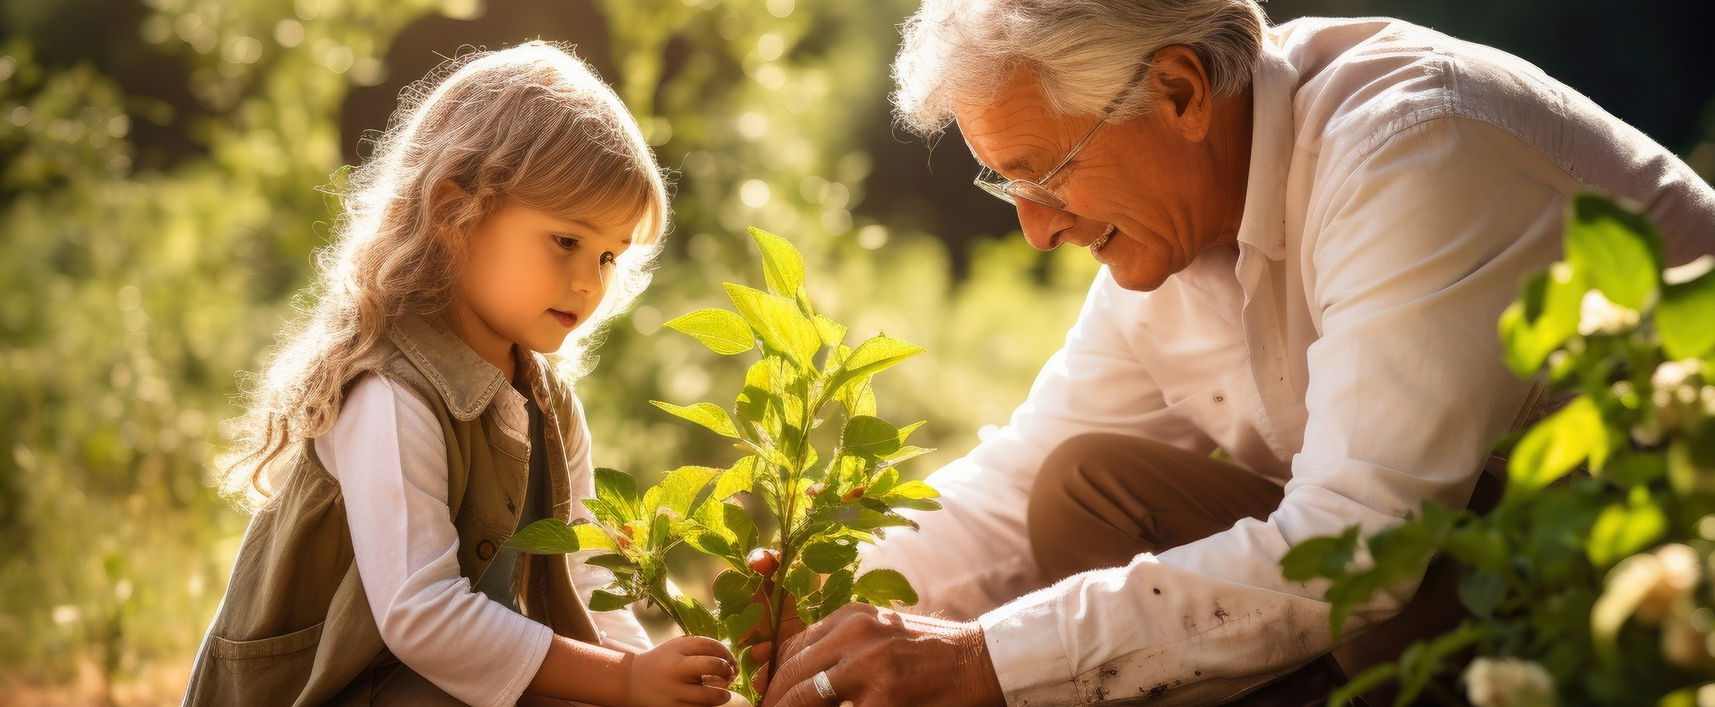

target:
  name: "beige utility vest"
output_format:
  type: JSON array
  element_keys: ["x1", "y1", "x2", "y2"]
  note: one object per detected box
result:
[{"x1": 183, "y1": 313, "x2": 600, "y2": 705}]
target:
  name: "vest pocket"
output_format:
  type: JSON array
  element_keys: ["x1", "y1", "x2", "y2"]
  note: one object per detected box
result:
[{"x1": 203, "y1": 621, "x2": 324, "y2": 700}]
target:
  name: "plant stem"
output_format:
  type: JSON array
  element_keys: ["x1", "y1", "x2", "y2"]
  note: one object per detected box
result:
[{"x1": 761, "y1": 371, "x2": 826, "y2": 688}]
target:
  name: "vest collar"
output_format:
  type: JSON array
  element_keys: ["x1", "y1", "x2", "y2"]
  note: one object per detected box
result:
[{"x1": 388, "y1": 313, "x2": 510, "y2": 421}]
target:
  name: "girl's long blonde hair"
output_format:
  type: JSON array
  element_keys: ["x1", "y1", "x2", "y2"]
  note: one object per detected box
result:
[{"x1": 218, "y1": 41, "x2": 669, "y2": 512}]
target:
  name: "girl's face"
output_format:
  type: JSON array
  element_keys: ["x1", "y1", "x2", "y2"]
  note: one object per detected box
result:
[{"x1": 446, "y1": 198, "x2": 636, "y2": 378}]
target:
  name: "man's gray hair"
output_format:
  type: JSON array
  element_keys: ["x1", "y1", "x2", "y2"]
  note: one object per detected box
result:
[{"x1": 892, "y1": 0, "x2": 1268, "y2": 138}]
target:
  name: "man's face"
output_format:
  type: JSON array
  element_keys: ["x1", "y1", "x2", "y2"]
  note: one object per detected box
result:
[
  {"x1": 955, "y1": 62, "x2": 1242, "y2": 292},
  {"x1": 451, "y1": 199, "x2": 635, "y2": 365}
]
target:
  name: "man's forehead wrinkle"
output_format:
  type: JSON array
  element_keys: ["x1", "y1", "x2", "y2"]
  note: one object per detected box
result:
[{"x1": 967, "y1": 104, "x2": 1063, "y2": 176}]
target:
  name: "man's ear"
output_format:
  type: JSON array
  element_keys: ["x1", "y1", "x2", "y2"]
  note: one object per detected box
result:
[{"x1": 1147, "y1": 45, "x2": 1214, "y2": 142}]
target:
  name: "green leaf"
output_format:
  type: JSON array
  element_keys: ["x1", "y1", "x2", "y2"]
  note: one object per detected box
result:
[
  {"x1": 1658, "y1": 258, "x2": 1715, "y2": 359},
  {"x1": 724, "y1": 283, "x2": 821, "y2": 370},
  {"x1": 685, "y1": 500, "x2": 738, "y2": 560},
  {"x1": 867, "y1": 467, "x2": 900, "y2": 496},
  {"x1": 812, "y1": 314, "x2": 847, "y2": 348},
  {"x1": 1506, "y1": 396, "x2": 1606, "y2": 496},
  {"x1": 877, "y1": 480, "x2": 942, "y2": 511},
  {"x1": 713, "y1": 570, "x2": 760, "y2": 619},
  {"x1": 801, "y1": 536, "x2": 859, "y2": 573},
  {"x1": 1566, "y1": 193, "x2": 1662, "y2": 310},
  {"x1": 1498, "y1": 265, "x2": 1586, "y2": 377},
  {"x1": 1392, "y1": 622, "x2": 1486, "y2": 704},
  {"x1": 750, "y1": 227, "x2": 806, "y2": 300},
  {"x1": 647, "y1": 512, "x2": 672, "y2": 550},
  {"x1": 670, "y1": 594, "x2": 722, "y2": 639},
  {"x1": 651, "y1": 400, "x2": 740, "y2": 438},
  {"x1": 841, "y1": 380, "x2": 877, "y2": 417},
  {"x1": 817, "y1": 568, "x2": 855, "y2": 621},
  {"x1": 657, "y1": 465, "x2": 721, "y2": 517},
  {"x1": 724, "y1": 602, "x2": 765, "y2": 644},
  {"x1": 842, "y1": 416, "x2": 903, "y2": 458},
  {"x1": 1456, "y1": 571, "x2": 1506, "y2": 619},
  {"x1": 881, "y1": 480, "x2": 937, "y2": 500},
  {"x1": 853, "y1": 568, "x2": 918, "y2": 606},
  {"x1": 582, "y1": 497, "x2": 633, "y2": 528},
  {"x1": 1443, "y1": 525, "x2": 1507, "y2": 574},
  {"x1": 504, "y1": 518, "x2": 583, "y2": 554},
  {"x1": 664, "y1": 308, "x2": 755, "y2": 355},
  {"x1": 1598, "y1": 450, "x2": 1667, "y2": 488},
  {"x1": 1586, "y1": 496, "x2": 1667, "y2": 569},
  {"x1": 784, "y1": 563, "x2": 818, "y2": 601},
  {"x1": 586, "y1": 553, "x2": 633, "y2": 571},
  {"x1": 826, "y1": 335, "x2": 924, "y2": 401},
  {"x1": 594, "y1": 467, "x2": 639, "y2": 517},
  {"x1": 714, "y1": 455, "x2": 759, "y2": 501},
  {"x1": 736, "y1": 359, "x2": 780, "y2": 426},
  {"x1": 572, "y1": 523, "x2": 618, "y2": 551},
  {"x1": 590, "y1": 590, "x2": 633, "y2": 612},
  {"x1": 1667, "y1": 435, "x2": 1715, "y2": 497},
  {"x1": 1325, "y1": 662, "x2": 1399, "y2": 707},
  {"x1": 881, "y1": 445, "x2": 933, "y2": 465},
  {"x1": 1279, "y1": 525, "x2": 1361, "y2": 582}
]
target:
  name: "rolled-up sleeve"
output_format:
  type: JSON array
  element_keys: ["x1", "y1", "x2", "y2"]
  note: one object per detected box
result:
[
  {"x1": 317, "y1": 373, "x2": 553, "y2": 707},
  {"x1": 969, "y1": 118, "x2": 1578, "y2": 704},
  {"x1": 856, "y1": 265, "x2": 1195, "y2": 622}
]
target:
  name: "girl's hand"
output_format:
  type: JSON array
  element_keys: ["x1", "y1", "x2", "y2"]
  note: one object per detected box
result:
[{"x1": 624, "y1": 635, "x2": 737, "y2": 707}]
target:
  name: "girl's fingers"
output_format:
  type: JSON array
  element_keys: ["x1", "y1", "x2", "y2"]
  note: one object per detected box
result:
[
  {"x1": 673, "y1": 634, "x2": 736, "y2": 660},
  {"x1": 676, "y1": 683, "x2": 735, "y2": 706},
  {"x1": 681, "y1": 655, "x2": 735, "y2": 682}
]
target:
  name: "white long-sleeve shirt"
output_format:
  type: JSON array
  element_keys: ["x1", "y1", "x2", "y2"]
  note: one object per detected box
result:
[
  {"x1": 859, "y1": 16, "x2": 1715, "y2": 705},
  {"x1": 316, "y1": 372, "x2": 653, "y2": 707}
]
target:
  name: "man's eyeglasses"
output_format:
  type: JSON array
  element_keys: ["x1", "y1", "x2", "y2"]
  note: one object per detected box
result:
[
  {"x1": 971, "y1": 117, "x2": 1107, "y2": 210},
  {"x1": 968, "y1": 58, "x2": 1153, "y2": 211}
]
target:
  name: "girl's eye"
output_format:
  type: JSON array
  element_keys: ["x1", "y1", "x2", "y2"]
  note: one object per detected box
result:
[
  {"x1": 601, "y1": 252, "x2": 618, "y2": 267},
  {"x1": 553, "y1": 235, "x2": 578, "y2": 250}
]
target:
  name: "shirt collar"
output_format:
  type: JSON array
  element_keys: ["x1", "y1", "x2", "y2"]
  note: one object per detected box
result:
[
  {"x1": 1232, "y1": 36, "x2": 1298, "y2": 262},
  {"x1": 388, "y1": 312, "x2": 511, "y2": 421}
]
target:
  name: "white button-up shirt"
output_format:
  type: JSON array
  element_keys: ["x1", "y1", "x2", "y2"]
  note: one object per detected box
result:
[{"x1": 860, "y1": 16, "x2": 1715, "y2": 705}]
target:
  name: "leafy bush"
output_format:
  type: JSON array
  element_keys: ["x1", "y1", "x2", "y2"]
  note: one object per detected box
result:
[
  {"x1": 506, "y1": 228, "x2": 940, "y2": 701},
  {"x1": 1281, "y1": 193, "x2": 1715, "y2": 705}
]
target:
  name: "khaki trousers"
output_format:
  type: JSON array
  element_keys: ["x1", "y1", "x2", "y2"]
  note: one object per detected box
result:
[{"x1": 1027, "y1": 433, "x2": 1501, "y2": 706}]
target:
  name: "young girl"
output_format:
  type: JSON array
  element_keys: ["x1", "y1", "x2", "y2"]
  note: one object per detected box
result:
[{"x1": 183, "y1": 42, "x2": 737, "y2": 707}]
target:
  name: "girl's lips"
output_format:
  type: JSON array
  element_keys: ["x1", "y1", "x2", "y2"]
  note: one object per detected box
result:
[{"x1": 549, "y1": 309, "x2": 578, "y2": 328}]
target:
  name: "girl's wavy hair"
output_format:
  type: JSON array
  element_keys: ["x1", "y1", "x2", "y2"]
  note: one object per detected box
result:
[{"x1": 217, "y1": 41, "x2": 669, "y2": 512}]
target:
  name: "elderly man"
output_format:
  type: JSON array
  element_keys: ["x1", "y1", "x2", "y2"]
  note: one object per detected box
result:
[{"x1": 759, "y1": 1, "x2": 1715, "y2": 705}]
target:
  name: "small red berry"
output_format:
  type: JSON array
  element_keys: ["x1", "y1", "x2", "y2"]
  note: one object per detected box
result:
[
  {"x1": 842, "y1": 486, "x2": 866, "y2": 503},
  {"x1": 747, "y1": 547, "x2": 781, "y2": 576}
]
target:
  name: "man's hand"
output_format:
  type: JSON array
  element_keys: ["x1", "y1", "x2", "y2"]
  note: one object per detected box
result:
[{"x1": 757, "y1": 603, "x2": 1005, "y2": 707}]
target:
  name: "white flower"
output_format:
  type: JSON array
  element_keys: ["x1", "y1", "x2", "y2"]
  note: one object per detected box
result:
[
  {"x1": 1654, "y1": 359, "x2": 1704, "y2": 392},
  {"x1": 1577, "y1": 289, "x2": 1640, "y2": 336},
  {"x1": 1463, "y1": 657, "x2": 1557, "y2": 707},
  {"x1": 1643, "y1": 544, "x2": 1701, "y2": 622},
  {"x1": 1651, "y1": 360, "x2": 1710, "y2": 433},
  {"x1": 1662, "y1": 611, "x2": 1710, "y2": 670}
]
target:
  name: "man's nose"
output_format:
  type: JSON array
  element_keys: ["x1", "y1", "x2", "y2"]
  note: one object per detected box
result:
[{"x1": 1015, "y1": 199, "x2": 1076, "y2": 251}]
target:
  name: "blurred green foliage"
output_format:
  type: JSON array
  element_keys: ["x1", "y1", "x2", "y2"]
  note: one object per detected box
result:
[{"x1": 2, "y1": 0, "x2": 1711, "y2": 703}]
